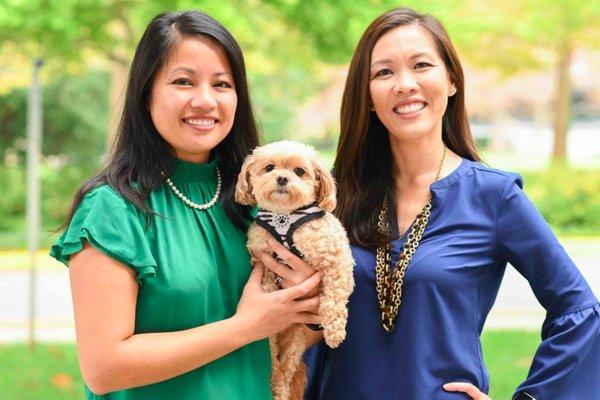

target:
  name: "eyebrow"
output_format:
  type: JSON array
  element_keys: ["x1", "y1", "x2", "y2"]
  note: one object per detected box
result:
[
  {"x1": 370, "y1": 52, "x2": 435, "y2": 68},
  {"x1": 371, "y1": 58, "x2": 393, "y2": 68},
  {"x1": 170, "y1": 67, "x2": 233, "y2": 77},
  {"x1": 171, "y1": 66, "x2": 195, "y2": 74},
  {"x1": 409, "y1": 52, "x2": 434, "y2": 60}
]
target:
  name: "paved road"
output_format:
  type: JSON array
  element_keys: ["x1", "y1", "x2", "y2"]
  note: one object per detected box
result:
[{"x1": 0, "y1": 239, "x2": 598, "y2": 342}]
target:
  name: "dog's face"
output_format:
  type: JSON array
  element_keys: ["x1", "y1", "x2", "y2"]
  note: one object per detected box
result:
[{"x1": 235, "y1": 141, "x2": 336, "y2": 214}]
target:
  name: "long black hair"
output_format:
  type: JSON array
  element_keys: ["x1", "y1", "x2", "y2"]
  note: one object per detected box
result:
[{"x1": 59, "y1": 11, "x2": 260, "y2": 232}]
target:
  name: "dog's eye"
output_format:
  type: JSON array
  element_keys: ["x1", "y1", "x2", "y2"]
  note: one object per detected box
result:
[
  {"x1": 294, "y1": 167, "x2": 305, "y2": 177},
  {"x1": 265, "y1": 164, "x2": 275, "y2": 172}
]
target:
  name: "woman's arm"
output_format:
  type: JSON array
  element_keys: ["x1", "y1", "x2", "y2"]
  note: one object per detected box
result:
[
  {"x1": 70, "y1": 242, "x2": 321, "y2": 395},
  {"x1": 495, "y1": 177, "x2": 599, "y2": 400},
  {"x1": 444, "y1": 176, "x2": 600, "y2": 400}
]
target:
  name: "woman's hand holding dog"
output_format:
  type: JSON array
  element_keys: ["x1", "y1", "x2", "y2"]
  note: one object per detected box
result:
[
  {"x1": 233, "y1": 263, "x2": 322, "y2": 343},
  {"x1": 256, "y1": 238, "x2": 320, "y2": 299}
]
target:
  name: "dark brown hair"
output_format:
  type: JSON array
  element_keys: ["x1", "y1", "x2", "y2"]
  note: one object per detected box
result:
[
  {"x1": 334, "y1": 7, "x2": 481, "y2": 247},
  {"x1": 59, "y1": 11, "x2": 259, "y2": 232}
]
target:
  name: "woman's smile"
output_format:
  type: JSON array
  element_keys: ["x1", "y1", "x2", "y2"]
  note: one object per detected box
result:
[
  {"x1": 183, "y1": 116, "x2": 219, "y2": 131},
  {"x1": 392, "y1": 99, "x2": 427, "y2": 119}
]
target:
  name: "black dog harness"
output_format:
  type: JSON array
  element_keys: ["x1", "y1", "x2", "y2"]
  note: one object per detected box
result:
[
  {"x1": 255, "y1": 203, "x2": 326, "y2": 258},
  {"x1": 256, "y1": 203, "x2": 327, "y2": 331}
]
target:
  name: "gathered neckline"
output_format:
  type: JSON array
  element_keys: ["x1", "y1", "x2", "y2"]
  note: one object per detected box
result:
[{"x1": 170, "y1": 157, "x2": 219, "y2": 183}]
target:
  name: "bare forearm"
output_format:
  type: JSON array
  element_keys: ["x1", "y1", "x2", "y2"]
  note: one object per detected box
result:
[{"x1": 87, "y1": 316, "x2": 252, "y2": 394}]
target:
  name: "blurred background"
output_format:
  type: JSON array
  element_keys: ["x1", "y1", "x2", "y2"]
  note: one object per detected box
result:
[{"x1": 0, "y1": 0, "x2": 598, "y2": 399}]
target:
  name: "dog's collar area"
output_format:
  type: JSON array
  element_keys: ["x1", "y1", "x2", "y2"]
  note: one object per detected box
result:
[
  {"x1": 256, "y1": 203, "x2": 326, "y2": 258},
  {"x1": 294, "y1": 202, "x2": 320, "y2": 211}
]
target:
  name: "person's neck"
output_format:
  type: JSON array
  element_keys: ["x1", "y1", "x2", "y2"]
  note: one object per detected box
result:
[{"x1": 390, "y1": 134, "x2": 446, "y2": 188}]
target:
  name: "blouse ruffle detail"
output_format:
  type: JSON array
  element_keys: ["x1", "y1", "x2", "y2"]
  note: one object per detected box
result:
[{"x1": 50, "y1": 185, "x2": 157, "y2": 283}]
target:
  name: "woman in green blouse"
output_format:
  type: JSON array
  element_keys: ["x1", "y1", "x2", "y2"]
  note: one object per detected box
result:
[{"x1": 51, "y1": 11, "x2": 321, "y2": 399}]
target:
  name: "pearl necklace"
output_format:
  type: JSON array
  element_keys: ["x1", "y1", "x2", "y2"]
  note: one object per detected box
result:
[{"x1": 163, "y1": 168, "x2": 222, "y2": 210}]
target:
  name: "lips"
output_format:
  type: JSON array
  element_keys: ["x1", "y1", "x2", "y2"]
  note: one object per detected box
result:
[{"x1": 393, "y1": 101, "x2": 426, "y2": 115}]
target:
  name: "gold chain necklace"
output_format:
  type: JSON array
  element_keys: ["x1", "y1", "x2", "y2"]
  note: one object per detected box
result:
[{"x1": 375, "y1": 144, "x2": 447, "y2": 332}]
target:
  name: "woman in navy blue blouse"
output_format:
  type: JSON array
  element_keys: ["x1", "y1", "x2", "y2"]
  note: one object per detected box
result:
[{"x1": 303, "y1": 7, "x2": 599, "y2": 400}]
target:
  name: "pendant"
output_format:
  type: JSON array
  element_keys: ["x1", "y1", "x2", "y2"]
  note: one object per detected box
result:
[{"x1": 272, "y1": 212, "x2": 292, "y2": 231}]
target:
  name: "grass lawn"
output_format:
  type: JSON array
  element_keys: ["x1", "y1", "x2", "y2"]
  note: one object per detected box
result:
[
  {"x1": 0, "y1": 343, "x2": 83, "y2": 399},
  {"x1": 0, "y1": 330, "x2": 539, "y2": 399},
  {"x1": 483, "y1": 330, "x2": 539, "y2": 398}
]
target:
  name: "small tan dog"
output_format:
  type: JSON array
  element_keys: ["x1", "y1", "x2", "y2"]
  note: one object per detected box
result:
[{"x1": 235, "y1": 140, "x2": 354, "y2": 400}]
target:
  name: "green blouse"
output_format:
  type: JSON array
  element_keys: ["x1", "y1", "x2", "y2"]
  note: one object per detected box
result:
[{"x1": 50, "y1": 158, "x2": 272, "y2": 400}]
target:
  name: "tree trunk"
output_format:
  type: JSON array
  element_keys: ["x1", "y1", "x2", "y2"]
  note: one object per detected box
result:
[{"x1": 551, "y1": 39, "x2": 573, "y2": 165}]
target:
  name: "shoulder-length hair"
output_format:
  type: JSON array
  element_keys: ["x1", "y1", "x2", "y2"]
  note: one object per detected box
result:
[
  {"x1": 60, "y1": 11, "x2": 260, "y2": 232},
  {"x1": 334, "y1": 7, "x2": 481, "y2": 247}
]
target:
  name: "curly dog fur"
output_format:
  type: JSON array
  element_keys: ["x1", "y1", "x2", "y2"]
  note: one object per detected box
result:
[{"x1": 235, "y1": 140, "x2": 355, "y2": 400}]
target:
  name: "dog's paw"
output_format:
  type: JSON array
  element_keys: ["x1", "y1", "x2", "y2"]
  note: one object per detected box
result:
[{"x1": 323, "y1": 328, "x2": 346, "y2": 348}]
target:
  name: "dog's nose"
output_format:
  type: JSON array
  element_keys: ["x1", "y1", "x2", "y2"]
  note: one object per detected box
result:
[{"x1": 277, "y1": 176, "x2": 288, "y2": 186}]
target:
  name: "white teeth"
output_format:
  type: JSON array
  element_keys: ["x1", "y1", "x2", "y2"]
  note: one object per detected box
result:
[
  {"x1": 186, "y1": 118, "x2": 216, "y2": 126},
  {"x1": 394, "y1": 102, "x2": 426, "y2": 115}
]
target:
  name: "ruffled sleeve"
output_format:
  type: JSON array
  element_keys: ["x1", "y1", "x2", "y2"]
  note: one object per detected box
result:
[
  {"x1": 496, "y1": 176, "x2": 600, "y2": 400},
  {"x1": 50, "y1": 185, "x2": 157, "y2": 283}
]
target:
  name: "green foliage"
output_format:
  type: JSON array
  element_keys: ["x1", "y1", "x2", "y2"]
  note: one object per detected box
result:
[
  {"x1": 261, "y1": 0, "x2": 461, "y2": 64},
  {"x1": 0, "y1": 164, "x2": 26, "y2": 232},
  {"x1": 522, "y1": 167, "x2": 600, "y2": 235},
  {"x1": 41, "y1": 164, "x2": 91, "y2": 230},
  {"x1": 250, "y1": 67, "x2": 321, "y2": 141},
  {"x1": 0, "y1": 86, "x2": 27, "y2": 150},
  {"x1": 44, "y1": 72, "x2": 110, "y2": 161},
  {"x1": 0, "y1": 69, "x2": 106, "y2": 248},
  {"x1": 262, "y1": 0, "x2": 376, "y2": 63},
  {"x1": 0, "y1": 70, "x2": 110, "y2": 168},
  {"x1": 0, "y1": 163, "x2": 90, "y2": 247},
  {"x1": 0, "y1": 0, "x2": 134, "y2": 65},
  {"x1": 0, "y1": 0, "x2": 323, "y2": 74}
]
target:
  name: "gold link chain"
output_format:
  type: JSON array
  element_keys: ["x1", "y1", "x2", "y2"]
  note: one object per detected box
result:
[{"x1": 375, "y1": 145, "x2": 446, "y2": 332}]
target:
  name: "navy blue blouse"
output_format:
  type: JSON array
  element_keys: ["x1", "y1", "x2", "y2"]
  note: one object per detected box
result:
[{"x1": 304, "y1": 158, "x2": 599, "y2": 400}]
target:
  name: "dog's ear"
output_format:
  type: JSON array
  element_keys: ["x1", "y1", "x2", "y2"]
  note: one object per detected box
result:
[
  {"x1": 313, "y1": 159, "x2": 337, "y2": 212},
  {"x1": 235, "y1": 154, "x2": 256, "y2": 205}
]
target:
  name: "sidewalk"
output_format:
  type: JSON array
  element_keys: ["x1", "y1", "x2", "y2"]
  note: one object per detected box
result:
[{"x1": 1, "y1": 239, "x2": 598, "y2": 342}]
